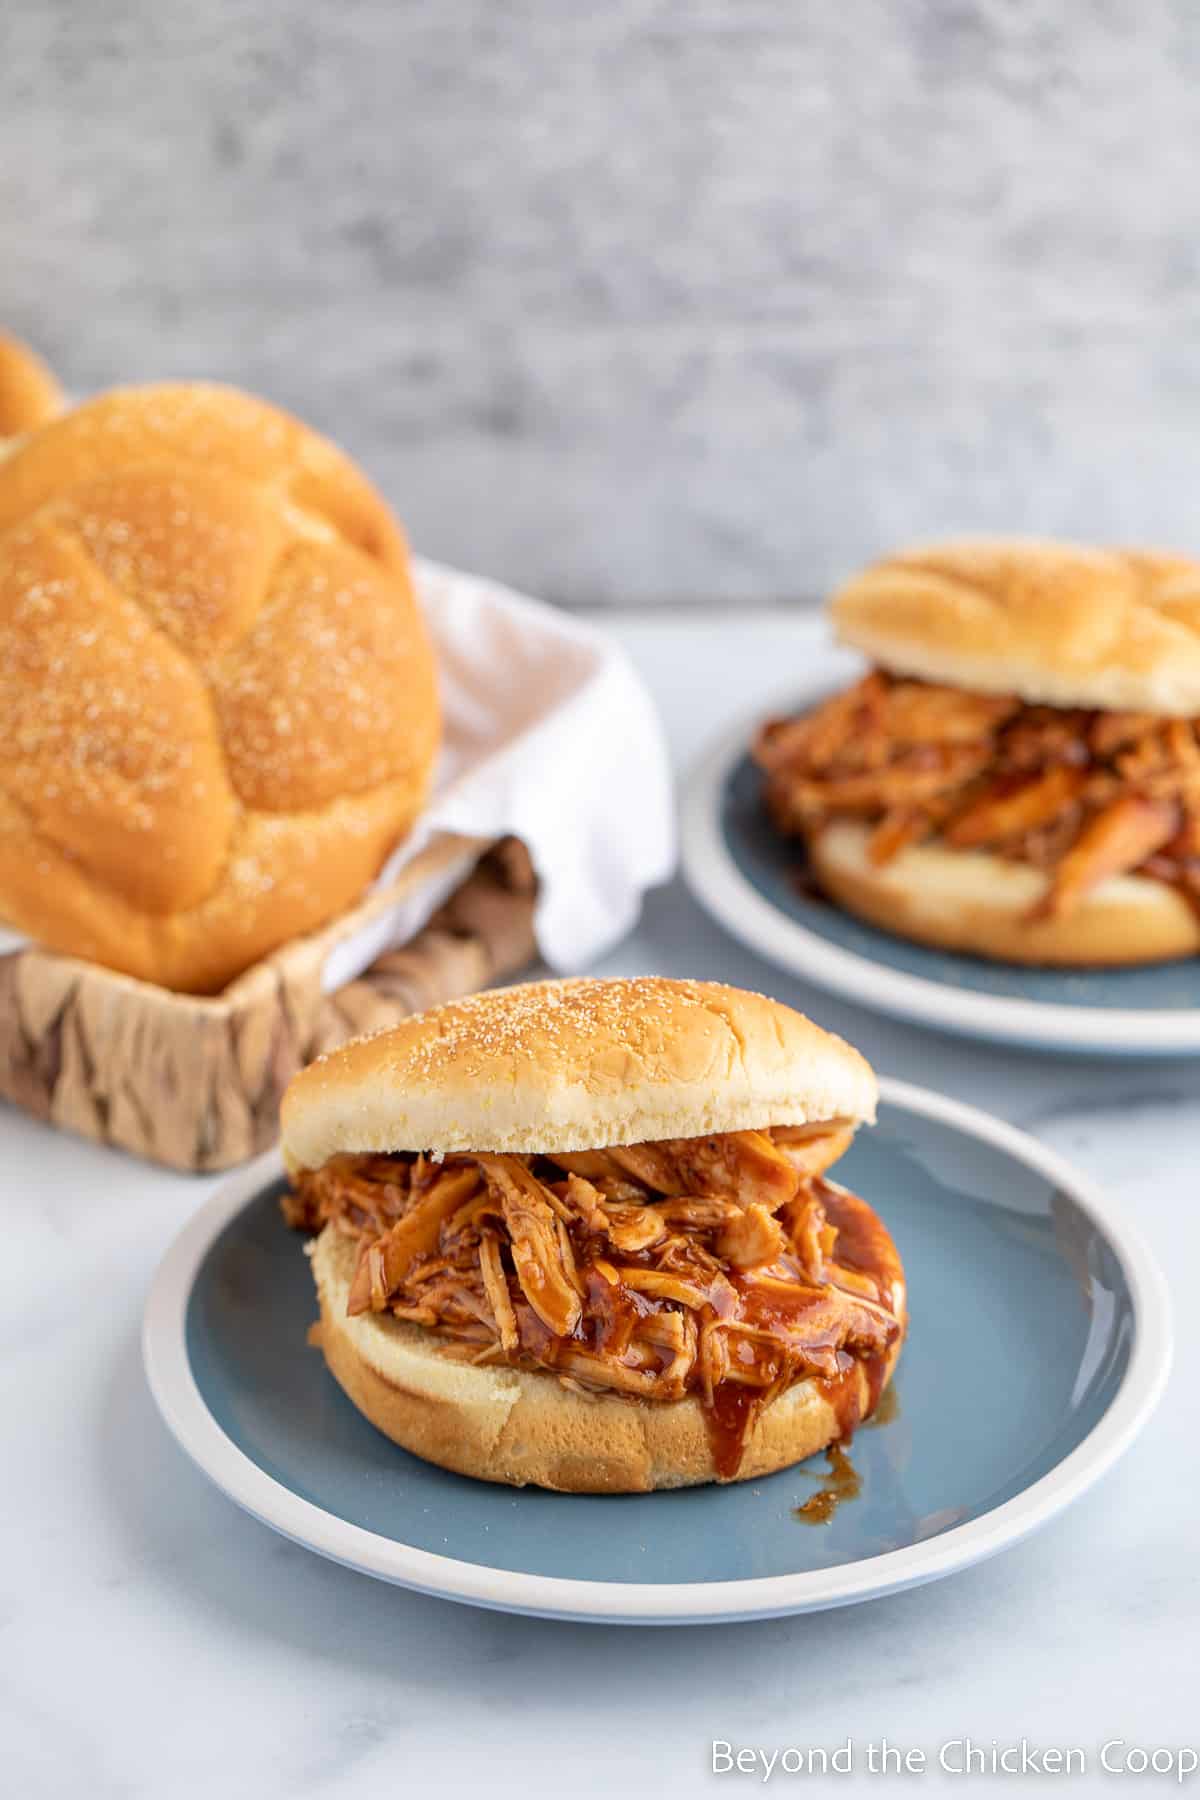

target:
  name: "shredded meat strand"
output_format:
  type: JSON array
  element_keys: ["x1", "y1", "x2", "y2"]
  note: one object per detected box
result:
[
  {"x1": 716, "y1": 1203, "x2": 784, "y2": 1269},
  {"x1": 754, "y1": 672, "x2": 1200, "y2": 919},
  {"x1": 551, "y1": 1131, "x2": 797, "y2": 1211},
  {"x1": 1038, "y1": 793, "x2": 1177, "y2": 917},
  {"x1": 476, "y1": 1155, "x2": 584, "y2": 1338},
  {"x1": 287, "y1": 1125, "x2": 904, "y2": 1479},
  {"x1": 478, "y1": 1230, "x2": 519, "y2": 1352},
  {"x1": 347, "y1": 1166, "x2": 480, "y2": 1315}
]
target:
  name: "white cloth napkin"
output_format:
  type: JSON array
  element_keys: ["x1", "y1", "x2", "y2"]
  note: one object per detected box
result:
[
  {"x1": 0, "y1": 558, "x2": 677, "y2": 989},
  {"x1": 322, "y1": 558, "x2": 675, "y2": 990},
  {"x1": 341, "y1": 554, "x2": 672, "y2": 979}
]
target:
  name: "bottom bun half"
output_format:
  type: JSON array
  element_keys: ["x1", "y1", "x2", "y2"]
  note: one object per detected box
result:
[
  {"x1": 809, "y1": 820, "x2": 1200, "y2": 968},
  {"x1": 310, "y1": 1226, "x2": 900, "y2": 1493}
]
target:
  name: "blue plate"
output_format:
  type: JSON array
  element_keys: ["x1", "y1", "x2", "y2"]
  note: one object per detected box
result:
[
  {"x1": 682, "y1": 714, "x2": 1200, "y2": 1055},
  {"x1": 143, "y1": 1085, "x2": 1169, "y2": 1623}
]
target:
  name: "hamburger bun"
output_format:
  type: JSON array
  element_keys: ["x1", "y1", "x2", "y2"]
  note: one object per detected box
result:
[
  {"x1": 809, "y1": 820, "x2": 1200, "y2": 967},
  {"x1": 285, "y1": 978, "x2": 898, "y2": 1491},
  {"x1": 0, "y1": 383, "x2": 440, "y2": 992},
  {"x1": 832, "y1": 538, "x2": 1200, "y2": 715},
  {"x1": 310, "y1": 1223, "x2": 902, "y2": 1493},
  {"x1": 281, "y1": 974, "x2": 878, "y2": 1169},
  {"x1": 0, "y1": 331, "x2": 65, "y2": 436}
]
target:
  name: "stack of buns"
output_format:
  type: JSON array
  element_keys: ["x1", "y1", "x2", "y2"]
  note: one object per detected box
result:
[{"x1": 0, "y1": 358, "x2": 440, "y2": 993}]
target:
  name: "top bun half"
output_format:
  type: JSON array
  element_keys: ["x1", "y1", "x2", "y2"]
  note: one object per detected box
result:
[
  {"x1": 281, "y1": 977, "x2": 877, "y2": 1168},
  {"x1": 0, "y1": 382, "x2": 440, "y2": 992},
  {"x1": 832, "y1": 538, "x2": 1200, "y2": 714}
]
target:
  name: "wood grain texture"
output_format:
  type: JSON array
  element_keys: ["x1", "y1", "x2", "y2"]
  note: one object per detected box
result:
[{"x1": 0, "y1": 838, "x2": 537, "y2": 1171}]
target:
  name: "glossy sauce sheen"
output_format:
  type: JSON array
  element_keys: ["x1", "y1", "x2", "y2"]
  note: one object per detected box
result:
[
  {"x1": 293, "y1": 1147, "x2": 905, "y2": 1485},
  {"x1": 789, "y1": 1375, "x2": 903, "y2": 1527},
  {"x1": 509, "y1": 1181, "x2": 903, "y2": 1480},
  {"x1": 794, "y1": 1442, "x2": 862, "y2": 1524},
  {"x1": 719, "y1": 1187, "x2": 901, "y2": 1478},
  {"x1": 864, "y1": 1380, "x2": 901, "y2": 1429}
]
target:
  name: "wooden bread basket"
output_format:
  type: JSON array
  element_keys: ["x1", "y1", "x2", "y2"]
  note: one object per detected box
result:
[{"x1": 0, "y1": 835, "x2": 537, "y2": 1172}]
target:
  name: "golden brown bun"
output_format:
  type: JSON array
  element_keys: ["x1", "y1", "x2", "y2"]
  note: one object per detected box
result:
[
  {"x1": 0, "y1": 384, "x2": 440, "y2": 992},
  {"x1": 0, "y1": 332, "x2": 65, "y2": 436},
  {"x1": 311, "y1": 1225, "x2": 902, "y2": 1491},
  {"x1": 810, "y1": 820, "x2": 1200, "y2": 967},
  {"x1": 832, "y1": 538, "x2": 1200, "y2": 715},
  {"x1": 281, "y1": 976, "x2": 878, "y2": 1168}
]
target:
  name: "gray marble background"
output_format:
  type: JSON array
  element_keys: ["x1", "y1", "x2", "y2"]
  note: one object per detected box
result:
[{"x1": 4, "y1": 2, "x2": 1200, "y2": 605}]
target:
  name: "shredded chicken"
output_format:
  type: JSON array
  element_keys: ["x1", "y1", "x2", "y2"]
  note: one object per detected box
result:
[
  {"x1": 286, "y1": 1124, "x2": 904, "y2": 1478},
  {"x1": 770, "y1": 1120, "x2": 857, "y2": 1179},
  {"x1": 716, "y1": 1203, "x2": 784, "y2": 1269},
  {"x1": 478, "y1": 1230, "x2": 519, "y2": 1352},
  {"x1": 754, "y1": 671, "x2": 1200, "y2": 919},
  {"x1": 347, "y1": 1165, "x2": 481, "y2": 1314},
  {"x1": 1039, "y1": 793, "x2": 1177, "y2": 917},
  {"x1": 476, "y1": 1155, "x2": 584, "y2": 1338},
  {"x1": 550, "y1": 1130, "x2": 797, "y2": 1210}
]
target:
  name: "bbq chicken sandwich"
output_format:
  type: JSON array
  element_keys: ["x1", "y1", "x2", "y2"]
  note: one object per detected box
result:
[
  {"x1": 754, "y1": 539, "x2": 1200, "y2": 966},
  {"x1": 281, "y1": 977, "x2": 905, "y2": 1492}
]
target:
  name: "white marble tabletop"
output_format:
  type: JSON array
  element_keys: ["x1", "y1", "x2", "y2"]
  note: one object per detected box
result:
[{"x1": 6, "y1": 612, "x2": 1197, "y2": 1798}]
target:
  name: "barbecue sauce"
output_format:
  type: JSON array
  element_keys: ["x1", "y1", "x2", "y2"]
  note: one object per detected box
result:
[
  {"x1": 791, "y1": 1360, "x2": 897, "y2": 1525},
  {"x1": 706, "y1": 1383, "x2": 764, "y2": 1483},
  {"x1": 794, "y1": 1443, "x2": 861, "y2": 1524},
  {"x1": 294, "y1": 1143, "x2": 905, "y2": 1487},
  {"x1": 864, "y1": 1379, "x2": 900, "y2": 1428},
  {"x1": 698, "y1": 1192, "x2": 902, "y2": 1481},
  {"x1": 759, "y1": 670, "x2": 1200, "y2": 925}
]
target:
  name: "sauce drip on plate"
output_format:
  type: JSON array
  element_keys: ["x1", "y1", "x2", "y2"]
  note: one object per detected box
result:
[{"x1": 793, "y1": 1442, "x2": 862, "y2": 1524}]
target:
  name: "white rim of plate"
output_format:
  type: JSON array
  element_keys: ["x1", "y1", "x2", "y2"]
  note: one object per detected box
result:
[
  {"x1": 142, "y1": 1084, "x2": 1172, "y2": 1625},
  {"x1": 681, "y1": 707, "x2": 1200, "y2": 1055}
]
